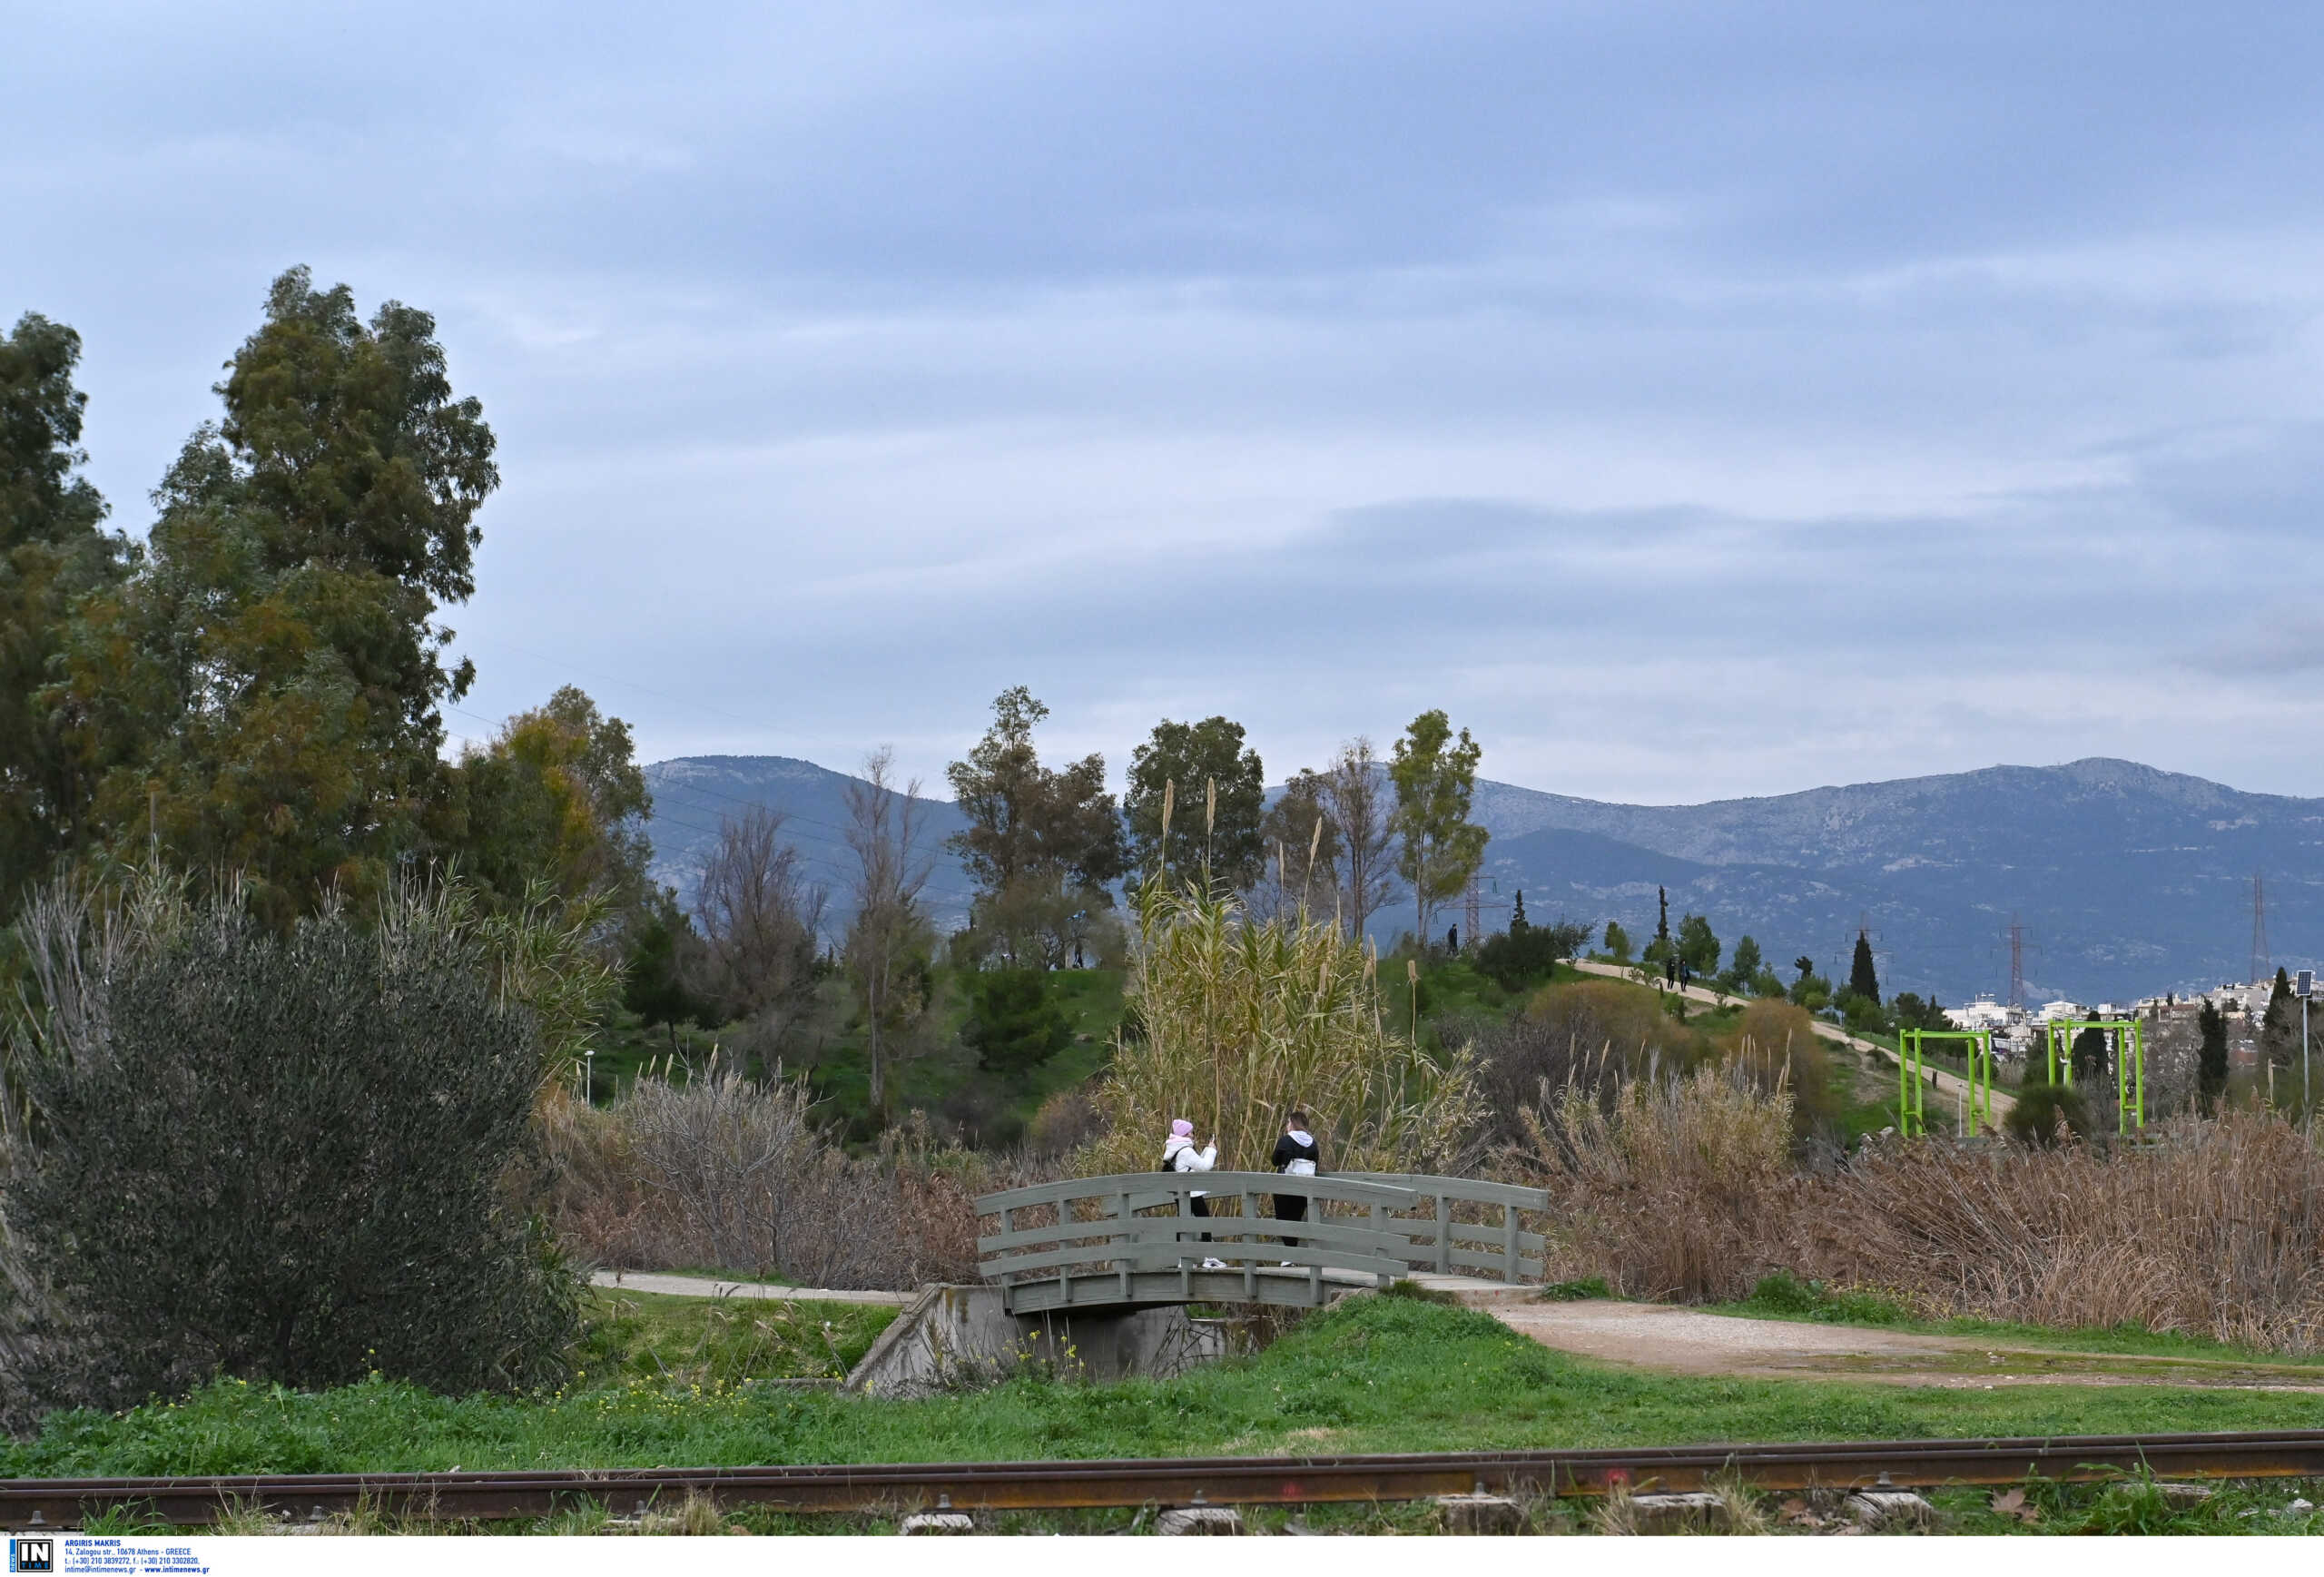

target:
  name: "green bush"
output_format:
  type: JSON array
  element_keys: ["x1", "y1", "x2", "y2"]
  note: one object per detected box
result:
[
  {"x1": 2004, "y1": 1081, "x2": 2092, "y2": 1147},
  {"x1": 960, "y1": 968, "x2": 1071, "y2": 1078},
  {"x1": 1539, "y1": 1276, "x2": 1612, "y2": 1302},
  {"x1": 1473, "y1": 920, "x2": 1588, "y2": 991},
  {"x1": 1742, "y1": 1271, "x2": 1906, "y2": 1326},
  {"x1": 1837, "y1": 991, "x2": 1887, "y2": 1036},
  {"x1": 5, "y1": 906, "x2": 580, "y2": 1407}
]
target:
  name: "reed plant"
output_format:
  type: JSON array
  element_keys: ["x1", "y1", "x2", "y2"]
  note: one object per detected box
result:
[{"x1": 1080, "y1": 872, "x2": 1482, "y2": 1177}]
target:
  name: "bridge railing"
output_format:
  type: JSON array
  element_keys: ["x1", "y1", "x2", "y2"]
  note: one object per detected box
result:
[
  {"x1": 976, "y1": 1172, "x2": 1424, "y2": 1311},
  {"x1": 973, "y1": 1171, "x2": 1552, "y2": 1311},
  {"x1": 1332, "y1": 1174, "x2": 1551, "y2": 1285}
]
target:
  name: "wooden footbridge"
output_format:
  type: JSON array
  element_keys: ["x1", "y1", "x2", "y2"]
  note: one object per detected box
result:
[{"x1": 974, "y1": 1171, "x2": 1551, "y2": 1315}]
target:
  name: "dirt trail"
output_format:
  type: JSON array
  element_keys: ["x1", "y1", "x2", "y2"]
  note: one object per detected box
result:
[{"x1": 1488, "y1": 1298, "x2": 2324, "y2": 1393}]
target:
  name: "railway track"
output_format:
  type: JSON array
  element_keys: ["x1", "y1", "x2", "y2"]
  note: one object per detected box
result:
[{"x1": 11, "y1": 1429, "x2": 2324, "y2": 1527}]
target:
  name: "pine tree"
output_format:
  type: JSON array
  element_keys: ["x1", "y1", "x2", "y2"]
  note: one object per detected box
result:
[
  {"x1": 1510, "y1": 890, "x2": 1528, "y2": 933},
  {"x1": 1849, "y1": 931, "x2": 1881, "y2": 1004},
  {"x1": 1656, "y1": 886, "x2": 1669, "y2": 946}
]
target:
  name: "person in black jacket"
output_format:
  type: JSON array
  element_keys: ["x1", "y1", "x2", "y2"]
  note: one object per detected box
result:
[{"x1": 1270, "y1": 1111, "x2": 1319, "y2": 1258}]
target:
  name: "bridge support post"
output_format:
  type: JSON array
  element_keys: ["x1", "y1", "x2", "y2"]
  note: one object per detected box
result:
[{"x1": 1241, "y1": 1192, "x2": 1256, "y2": 1299}]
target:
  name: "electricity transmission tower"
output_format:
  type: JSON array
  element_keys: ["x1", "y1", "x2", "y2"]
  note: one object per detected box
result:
[{"x1": 2250, "y1": 872, "x2": 2270, "y2": 988}]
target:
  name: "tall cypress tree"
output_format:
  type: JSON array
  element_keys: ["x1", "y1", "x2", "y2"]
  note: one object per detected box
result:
[
  {"x1": 1849, "y1": 931, "x2": 1881, "y2": 1003},
  {"x1": 2263, "y1": 966, "x2": 2298, "y2": 1071},
  {"x1": 2197, "y1": 1000, "x2": 2230, "y2": 1116}
]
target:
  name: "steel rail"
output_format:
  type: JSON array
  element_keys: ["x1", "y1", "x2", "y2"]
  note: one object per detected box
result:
[{"x1": 10, "y1": 1428, "x2": 2324, "y2": 1527}]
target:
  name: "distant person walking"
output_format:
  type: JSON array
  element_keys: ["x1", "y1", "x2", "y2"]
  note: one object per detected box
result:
[
  {"x1": 1271, "y1": 1111, "x2": 1320, "y2": 1259},
  {"x1": 1161, "y1": 1118, "x2": 1224, "y2": 1267}
]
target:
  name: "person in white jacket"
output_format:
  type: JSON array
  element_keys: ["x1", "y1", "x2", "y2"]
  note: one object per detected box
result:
[{"x1": 1161, "y1": 1118, "x2": 1226, "y2": 1268}]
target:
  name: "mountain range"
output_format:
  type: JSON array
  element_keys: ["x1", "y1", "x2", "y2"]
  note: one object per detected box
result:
[{"x1": 641, "y1": 755, "x2": 2324, "y2": 1006}]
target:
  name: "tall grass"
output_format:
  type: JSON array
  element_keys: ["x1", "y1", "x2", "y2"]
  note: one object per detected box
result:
[{"x1": 1081, "y1": 876, "x2": 1482, "y2": 1176}]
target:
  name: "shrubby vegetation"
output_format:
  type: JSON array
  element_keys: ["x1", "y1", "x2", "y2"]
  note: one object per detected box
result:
[
  {"x1": 0, "y1": 874, "x2": 580, "y2": 1426},
  {"x1": 543, "y1": 1069, "x2": 1001, "y2": 1288}
]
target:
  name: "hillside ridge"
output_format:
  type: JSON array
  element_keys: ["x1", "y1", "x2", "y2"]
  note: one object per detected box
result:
[{"x1": 639, "y1": 754, "x2": 2322, "y2": 1004}]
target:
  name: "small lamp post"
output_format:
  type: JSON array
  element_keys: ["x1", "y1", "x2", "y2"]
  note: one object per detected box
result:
[{"x1": 585, "y1": 1046, "x2": 596, "y2": 1107}]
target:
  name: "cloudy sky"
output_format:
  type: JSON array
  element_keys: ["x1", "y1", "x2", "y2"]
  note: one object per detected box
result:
[{"x1": 12, "y1": 2, "x2": 2324, "y2": 803}]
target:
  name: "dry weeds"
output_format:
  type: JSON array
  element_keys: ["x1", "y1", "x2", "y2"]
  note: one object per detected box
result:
[
  {"x1": 1508, "y1": 1063, "x2": 2324, "y2": 1351},
  {"x1": 543, "y1": 1072, "x2": 1025, "y2": 1288}
]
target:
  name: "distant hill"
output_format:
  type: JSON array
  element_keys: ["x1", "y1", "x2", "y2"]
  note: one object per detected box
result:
[
  {"x1": 1471, "y1": 759, "x2": 2324, "y2": 1005},
  {"x1": 641, "y1": 754, "x2": 2324, "y2": 1005}
]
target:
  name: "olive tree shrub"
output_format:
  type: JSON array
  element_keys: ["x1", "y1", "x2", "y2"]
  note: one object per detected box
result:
[{"x1": 2, "y1": 878, "x2": 578, "y2": 1414}]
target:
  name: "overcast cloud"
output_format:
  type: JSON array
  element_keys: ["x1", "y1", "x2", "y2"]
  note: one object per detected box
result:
[{"x1": 10, "y1": 1, "x2": 2324, "y2": 802}]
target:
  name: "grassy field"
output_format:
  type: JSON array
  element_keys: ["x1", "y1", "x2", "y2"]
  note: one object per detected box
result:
[{"x1": 21, "y1": 1291, "x2": 2324, "y2": 1484}]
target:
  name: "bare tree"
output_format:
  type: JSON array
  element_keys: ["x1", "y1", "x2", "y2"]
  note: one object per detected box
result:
[
  {"x1": 1252, "y1": 767, "x2": 1342, "y2": 923},
  {"x1": 694, "y1": 808, "x2": 826, "y2": 1044},
  {"x1": 843, "y1": 748, "x2": 936, "y2": 1116},
  {"x1": 1324, "y1": 738, "x2": 1396, "y2": 940}
]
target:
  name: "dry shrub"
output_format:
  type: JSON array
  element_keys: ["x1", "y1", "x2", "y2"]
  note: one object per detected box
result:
[
  {"x1": 1524, "y1": 979, "x2": 1708, "y2": 1066},
  {"x1": 543, "y1": 1072, "x2": 1028, "y2": 1288},
  {"x1": 1509, "y1": 1060, "x2": 1794, "y2": 1302},
  {"x1": 1510, "y1": 1058, "x2": 2324, "y2": 1349},
  {"x1": 1792, "y1": 1109, "x2": 2324, "y2": 1349},
  {"x1": 1082, "y1": 878, "x2": 1481, "y2": 1176},
  {"x1": 1716, "y1": 1000, "x2": 1838, "y2": 1138},
  {"x1": 1026, "y1": 1089, "x2": 1104, "y2": 1158},
  {"x1": 1463, "y1": 981, "x2": 1709, "y2": 1148}
]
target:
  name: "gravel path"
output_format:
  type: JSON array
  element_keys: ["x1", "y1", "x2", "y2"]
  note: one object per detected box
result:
[{"x1": 1489, "y1": 1298, "x2": 2324, "y2": 1392}]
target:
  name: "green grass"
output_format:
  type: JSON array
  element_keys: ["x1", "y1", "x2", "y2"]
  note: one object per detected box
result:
[
  {"x1": 18, "y1": 1294, "x2": 2324, "y2": 1482},
  {"x1": 572, "y1": 1289, "x2": 897, "y2": 1388},
  {"x1": 1713, "y1": 1272, "x2": 2324, "y2": 1370}
]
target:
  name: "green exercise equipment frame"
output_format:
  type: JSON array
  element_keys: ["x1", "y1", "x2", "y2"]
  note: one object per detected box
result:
[
  {"x1": 1898, "y1": 1028, "x2": 1994, "y2": 1137},
  {"x1": 2045, "y1": 1018, "x2": 2146, "y2": 1133}
]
